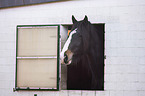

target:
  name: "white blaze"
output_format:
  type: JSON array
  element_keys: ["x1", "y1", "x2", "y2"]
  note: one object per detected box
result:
[{"x1": 60, "y1": 28, "x2": 77, "y2": 64}]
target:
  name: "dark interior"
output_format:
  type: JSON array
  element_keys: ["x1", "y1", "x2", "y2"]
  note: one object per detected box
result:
[{"x1": 66, "y1": 24, "x2": 105, "y2": 90}]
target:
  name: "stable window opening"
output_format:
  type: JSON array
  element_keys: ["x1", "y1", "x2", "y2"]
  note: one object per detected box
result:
[{"x1": 61, "y1": 24, "x2": 105, "y2": 90}]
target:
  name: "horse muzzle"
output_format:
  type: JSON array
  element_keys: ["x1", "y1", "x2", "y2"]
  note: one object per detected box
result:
[{"x1": 60, "y1": 50, "x2": 73, "y2": 65}]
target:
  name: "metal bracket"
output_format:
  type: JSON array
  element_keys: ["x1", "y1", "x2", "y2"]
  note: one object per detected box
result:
[
  {"x1": 13, "y1": 88, "x2": 16, "y2": 92},
  {"x1": 104, "y1": 55, "x2": 106, "y2": 59}
]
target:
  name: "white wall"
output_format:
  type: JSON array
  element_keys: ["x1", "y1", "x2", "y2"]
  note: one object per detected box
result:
[{"x1": 0, "y1": 0, "x2": 145, "y2": 96}]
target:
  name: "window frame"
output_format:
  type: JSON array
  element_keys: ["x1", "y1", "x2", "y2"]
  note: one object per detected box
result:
[{"x1": 15, "y1": 25, "x2": 60, "y2": 91}]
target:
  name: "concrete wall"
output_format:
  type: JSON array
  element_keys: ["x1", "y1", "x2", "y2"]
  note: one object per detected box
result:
[{"x1": 0, "y1": 0, "x2": 145, "y2": 96}]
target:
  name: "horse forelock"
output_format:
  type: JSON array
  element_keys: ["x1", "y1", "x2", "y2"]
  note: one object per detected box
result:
[{"x1": 76, "y1": 21, "x2": 92, "y2": 52}]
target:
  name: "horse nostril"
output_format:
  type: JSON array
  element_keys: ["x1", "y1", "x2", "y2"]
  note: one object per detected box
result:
[{"x1": 64, "y1": 53, "x2": 68, "y2": 64}]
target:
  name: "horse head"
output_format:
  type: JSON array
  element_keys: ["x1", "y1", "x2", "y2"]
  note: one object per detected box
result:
[{"x1": 60, "y1": 15, "x2": 91, "y2": 65}]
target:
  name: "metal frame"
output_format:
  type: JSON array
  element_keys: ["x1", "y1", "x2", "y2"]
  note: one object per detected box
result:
[{"x1": 14, "y1": 25, "x2": 60, "y2": 91}]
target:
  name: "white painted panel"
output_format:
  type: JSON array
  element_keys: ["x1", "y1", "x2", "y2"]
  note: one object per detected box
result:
[
  {"x1": 18, "y1": 27, "x2": 58, "y2": 57},
  {"x1": 17, "y1": 59, "x2": 57, "y2": 88}
]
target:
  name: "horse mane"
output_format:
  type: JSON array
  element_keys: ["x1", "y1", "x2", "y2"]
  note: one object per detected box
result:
[{"x1": 70, "y1": 19, "x2": 104, "y2": 89}]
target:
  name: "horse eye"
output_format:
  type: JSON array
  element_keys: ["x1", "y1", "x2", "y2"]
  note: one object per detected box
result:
[{"x1": 77, "y1": 33, "x2": 82, "y2": 37}]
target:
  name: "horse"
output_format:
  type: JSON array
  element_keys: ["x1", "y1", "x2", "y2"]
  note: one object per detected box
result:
[{"x1": 60, "y1": 15, "x2": 104, "y2": 90}]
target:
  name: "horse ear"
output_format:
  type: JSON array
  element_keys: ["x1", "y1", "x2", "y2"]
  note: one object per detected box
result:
[
  {"x1": 72, "y1": 15, "x2": 77, "y2": 24},
  {"x1": 84, "y1": 15, "x2": 88, "y2": 21}
]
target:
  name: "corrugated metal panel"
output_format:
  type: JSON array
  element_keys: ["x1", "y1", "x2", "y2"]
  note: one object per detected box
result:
[
  {"x1": 0, "y1": 0, "x2": 23, "y2": 8},
  {"x1": 0, "y1": 0, "x2": 61, "y2": 8},
  {"x1": 23, "y1": 0, "x2": 60, "y2": 5}
]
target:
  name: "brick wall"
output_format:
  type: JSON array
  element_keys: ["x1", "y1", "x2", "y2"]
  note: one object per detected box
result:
[{"x1": 0, "y1": 0, "x2": 145, "y2": 96}]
